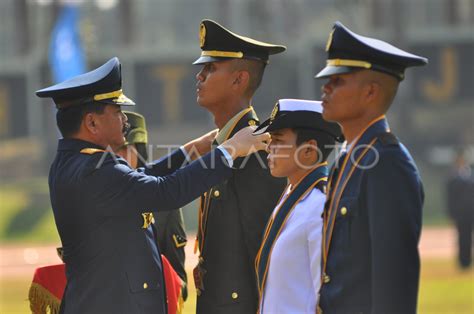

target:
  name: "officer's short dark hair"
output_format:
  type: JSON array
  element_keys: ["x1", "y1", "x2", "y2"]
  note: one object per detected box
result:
[
  {"x1": 294, "y1": 128, "x2": 335, "y2": 162},
  {"x1": 232, "y1": 59, "x2": 266, "y2": 97},
  {"x1": 56, "y1": 102, "x2": 106, "y2": 138}
]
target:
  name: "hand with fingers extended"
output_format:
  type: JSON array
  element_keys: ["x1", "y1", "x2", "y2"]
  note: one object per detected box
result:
[
  {"x1": 221, "y1": 126, "x2": 270, "y2": 160},
  {"x1": 182, "y1": 129, "x2": 218, "y2": 160}
]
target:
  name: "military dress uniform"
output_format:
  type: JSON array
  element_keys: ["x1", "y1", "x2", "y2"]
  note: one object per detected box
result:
[
  {"x1": 315, "y1": 22, "x2": 428, "y2": 314},
  {"x1": 195, "y1": 108, "x2": 286, "y2": 313},
  {"x1": 192, "y1": 20, "x2": 287, "y2": 314},
  {"x1": 36, "y1": 58, "x2": 236, "y2": 314},
  {"x1": 155, "y1": 210, "x2": 188, "y2": 299},
  {"x1": 446, "y1": 160, "x2": 474, "y2": 269},
  {"x1": 123, "y1": 111, "x2": 189, "y2": 301},
  {"x1": 253, "y1": 99, "x2": 342, "y2": 313}
]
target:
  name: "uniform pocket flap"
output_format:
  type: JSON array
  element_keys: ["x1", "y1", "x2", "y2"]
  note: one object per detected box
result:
[{"x1": 126, "y1": 269, "x2": 160, "y2": 293}]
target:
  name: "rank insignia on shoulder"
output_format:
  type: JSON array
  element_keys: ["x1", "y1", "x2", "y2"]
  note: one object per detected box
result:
[
  {"x1": 141, "y1": 212, "x2": 155, "y2": 229},
  {"x1": 173, "y1": 234, "x2": 187, "y2": 248},
  {"x1": 80, "y1": 148, "x2": 106, "y2": 155}
]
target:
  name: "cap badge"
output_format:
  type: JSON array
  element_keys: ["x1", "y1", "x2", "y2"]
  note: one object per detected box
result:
[
  {"x1": 199, "y1": 23, "x2": 206, "y2": 48},
  {"x1": 270, "y1": 103, "x2": 279, "y2": 122},
  {"x1": 325, "y1": 28, "x2": 334, "y2": 52}
]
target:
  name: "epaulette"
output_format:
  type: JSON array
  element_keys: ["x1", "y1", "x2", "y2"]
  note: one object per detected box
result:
[
  {"x1": 80, "y1": 148, "x2": 106, "y2": 155},
  {"x1": 377, "y1": 132, "x2": 399, "y2": 146}
]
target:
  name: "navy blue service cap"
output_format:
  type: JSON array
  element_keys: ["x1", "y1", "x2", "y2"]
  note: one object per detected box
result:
[
  {"x1": 36, "y1": 57, "x2": 135, "y2": 108},
  {"x1": 254, "y1": 99, "x2": 343, "y2": 141},
  {"x1": 315, "y1": 21, "x2": 428, "y2": 81},
  {"x1": 193, "y1": 19, "x2": 286, "y2": 65}
]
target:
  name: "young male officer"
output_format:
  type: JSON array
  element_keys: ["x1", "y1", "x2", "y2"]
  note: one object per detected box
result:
[
  {"x1": 315, "y1": 22, "x2": 428, "y2": 313},
  {"x1": 193, "y1": 20, "x2": 287, "y2": 314},
  {"x1": 254, "y1": 99, "x2": 342, "y2": 313},
  {"x1": 36, "y1": 57, "x2": 270, "y2": 314}
]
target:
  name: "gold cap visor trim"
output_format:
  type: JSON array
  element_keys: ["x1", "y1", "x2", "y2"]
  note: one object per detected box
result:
[
  {"x1": 94, "y1": 89, "x2": 123, "y2": 101},
  {"x1": 327, "y1": 59, "x2": 372, "y2": 69},
  {"x1": 93, "y1": 89, "x2": 135, "y2": 105},
  {"x1": 112, "y1": 93, "x2": 135, "y2": 105},
  {"x1": 201, "y1": 50, "x2": 244, "y2": 58}
]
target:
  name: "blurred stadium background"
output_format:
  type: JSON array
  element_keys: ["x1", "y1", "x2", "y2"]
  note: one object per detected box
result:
[{"x1": 0, "y1": 0, "x2": 473, "y2": 313}]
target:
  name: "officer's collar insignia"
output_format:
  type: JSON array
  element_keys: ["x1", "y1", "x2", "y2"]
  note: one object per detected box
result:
[
  {"x1": 325, "y1": 28, "x2": 334, "y2": 52},
  {"x1": 270, "y1": 102, "x2": 279, "y2": 122},
  {"x1": 141, "y1": 212, "x2": 155, "y2": 229},
  {"x1": 199, "y1": 23, "x2": 206, "y2": 48}
]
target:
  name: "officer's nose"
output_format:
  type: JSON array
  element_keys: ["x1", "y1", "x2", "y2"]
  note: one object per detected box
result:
[
  {"x1": 196, "y1": 67, "x2": 205, "y2": 82},
  {"x1": 321, "y1": 81, "x2": 330, "y2": 95},
  {"x1": 267, "y1": 138, "x2": 275, "y2": 153},
  {"x1": 195, "y1": 71, "x2": 201, "y2": 82}
]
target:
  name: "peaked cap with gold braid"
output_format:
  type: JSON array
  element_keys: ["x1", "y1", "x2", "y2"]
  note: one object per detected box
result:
[
  {"x1": 193, "y1": 19, "x2": 286, "y2": 65},
  {"x1": 316, "y1": 21, "x2": 428, "y2": 81},
  {"x1": 36, "y1": 57, "x2": 135, "y2": 108}
]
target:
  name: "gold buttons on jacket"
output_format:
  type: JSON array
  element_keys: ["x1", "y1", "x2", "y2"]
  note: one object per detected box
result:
[
  {"x1": 340, "y1": 206, "x2": 347, "y2": 216},
  {"x1": 231, "y1": 292, "x2": 238, "y2": 299},
  {"x1": 213, "y1": 190, "x2": 220, "y2": 197},
  {"x1": 323, "y1": 274, "x2": 331, "y2": 284},
  {"x1": 143, "y1": 282, "x2": 148, "y2": 289},
  {"x1": 196, "y1": 288, "x2": 202, "y2": 296}
]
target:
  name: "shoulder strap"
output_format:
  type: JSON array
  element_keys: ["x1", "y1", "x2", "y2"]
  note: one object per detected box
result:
[
  {"x1": 376, "y1": 132, "x2": 399, "y2": 146},
  {"x1": 80, "y1": 148, "x2": 106, "y2": 154}
]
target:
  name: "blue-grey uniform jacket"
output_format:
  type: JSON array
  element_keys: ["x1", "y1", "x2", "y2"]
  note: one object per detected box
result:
[
  {"x1": 319, "y1": 117, "x2": 424, "y2": 314},
  {"x1": 50, "y1": 138, "x2": 231, "y2": 314}
]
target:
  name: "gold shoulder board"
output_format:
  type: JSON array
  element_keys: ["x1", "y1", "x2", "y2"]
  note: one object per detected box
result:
[{"x1": 80, "y1": 148, "x2": 106, "y2": 155}]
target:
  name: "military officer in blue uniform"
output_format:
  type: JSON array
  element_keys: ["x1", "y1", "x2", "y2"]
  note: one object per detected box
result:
[
  {"x1": 193, "y1": 20, "x2": 287, "y2": 314},
  {"x1": 36, "y1": 57, "x2": 270, "y2": 314},
  {"x1": 315, "y1": 22, "x2": 428, "y2": 313},
  {"x1": 117, "y1": 111, "x2": 189, "y2": 301}
]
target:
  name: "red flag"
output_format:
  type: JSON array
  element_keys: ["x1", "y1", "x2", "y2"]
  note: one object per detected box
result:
[
  {"x1": 28, "y1": 258, "x2": 183, "y2": 314},
  {"x1": 161, "y1": 255, "x2": 184, "y2": 314},
  {"x1": 28, "y1": 264, "x2": 66, "y2": 314}
]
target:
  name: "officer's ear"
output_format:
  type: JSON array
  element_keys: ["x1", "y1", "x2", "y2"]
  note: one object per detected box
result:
[
  {"x1": 367, "y1": 81, "x2": 381, "y2": 102},
  {"x1": 84, "y1": 113, "x2": 98, "y2": 134},
  {"x1": 297, "y1": 139, "x2": 319, "y2": 163},
  {"x1": 359, "y1": 70, "x2": 380, "y2": 105},
  {"x1": 232, "y1": 70, "x2": 249, "y2": 90},
  {"x1": 303, "y1": 139, "x2": 318, "y2": 156}
]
